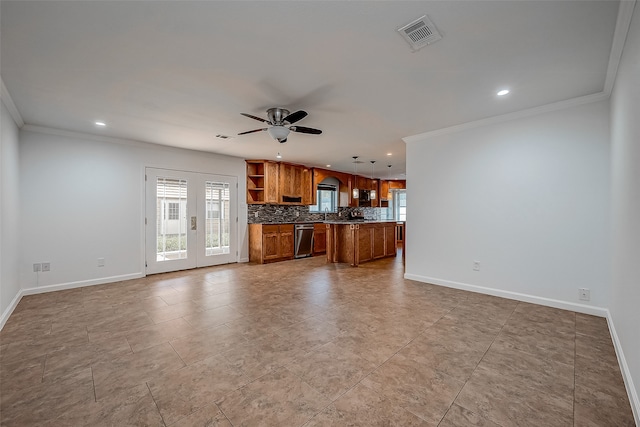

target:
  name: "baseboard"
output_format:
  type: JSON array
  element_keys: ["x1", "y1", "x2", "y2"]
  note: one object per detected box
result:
[
  {"x1": 0, "y1": 289, "x2": 25, "y2": 330},
  {"x1": 239, "y1": 257, "x2": 250, "y2": 263},
  {"x1": 403, "y1": 273, "x2": 609, "y2": 317},
  {"x1": 404, "y1": 273, "x2": 638, "y2": 422},
  {"x1": 606, "y1": 311, "x2": 640, "y2": 425},
  {"x1": 21, "y1": 272, "x2": 145, "y2": 296},
  {"x1": 0, "y1": 272, "x2": 144, "y2": 331}
]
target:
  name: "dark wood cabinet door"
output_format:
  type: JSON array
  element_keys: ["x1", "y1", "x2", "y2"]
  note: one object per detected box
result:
[
  {"x1": 314, "y1": 229, "x2": 327, "y2": 254},
  {"x1": 373, "y1": 225, "x2": 386, "y2": 259},
  {"x1": 279, "y1": 230, "x2": 294, "y2": 258},
  {"x1": 265, "y1": 161, "x2": 280, "y2": 204},
  {"x1": 357, "y1": 226, "x2": 373, "y2": 263},
  {"x1": 263, "y1": 232, "x2": 280, "y2": 260},
  {"x1": 385, "y1": 224, "x2": 396, "y2": 256}
]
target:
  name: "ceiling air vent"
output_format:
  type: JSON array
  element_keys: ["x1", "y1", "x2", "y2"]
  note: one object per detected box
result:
[{"x1": 397, "y1": 15, "x2": 442, "y2": 52}]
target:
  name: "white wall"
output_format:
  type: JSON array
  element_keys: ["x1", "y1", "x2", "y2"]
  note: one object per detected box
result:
[
  {"x1": 1, "y1": 100, "x2": 21, "y2": 321},
  {"x1": 405, "y1": 100, "x2": 611, "y2": 312},
  {"x1": 19, "y1": 128, "x2": 248, "y2": 290},
  {"x1": 610, "y1": 3, "x2": 640, "y2": 417}
]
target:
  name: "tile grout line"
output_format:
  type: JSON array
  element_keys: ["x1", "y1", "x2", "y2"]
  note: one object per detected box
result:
[
  {"x1": 91, "y1": 366, "x2": 97, "y2": 403},
  {"x1": 145, "y1": 381, "x2": 168, "y2": 427},
  {"x1": 297, "y1": 300, "x2": 462, "y2": 425},
  {"x1": 446, "y1": 299, "x2": 520, "y2": 427},
  {"x1": 427, "y1": 294, "x2": 477, "y2": 426}
]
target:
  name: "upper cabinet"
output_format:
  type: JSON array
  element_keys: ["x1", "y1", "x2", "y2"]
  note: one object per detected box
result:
[
  {"x1": 247, "y1": 160, "x2": 405, "y2": 206},
  {"x1": 279, "y1": 162, "x2": 312, "y2": 205},
  {"x1": 246, "y1": 160, "x2": 312, "y2": 205},
  {"x1": 388, "y1": 180, "x2": 406, "y2": 189},
  {"x1": 246, "y1": 160, "x2": 279, "y2": 204}
]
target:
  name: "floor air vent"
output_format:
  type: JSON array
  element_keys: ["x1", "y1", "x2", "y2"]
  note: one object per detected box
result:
[{"x1": 397, "y1": 15, "x2": 442, "y2": 52}]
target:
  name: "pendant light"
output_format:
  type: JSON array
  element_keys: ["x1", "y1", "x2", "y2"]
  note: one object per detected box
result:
[
  {"x1": 352, "y1": 156, "x2": 359, "y2": 199},
  {"x1": 387, "y1": 165, "x2": 393, "y2": 200},
  {"x1": 370, "y1": 160, "x2": 377, "y2": 200}
]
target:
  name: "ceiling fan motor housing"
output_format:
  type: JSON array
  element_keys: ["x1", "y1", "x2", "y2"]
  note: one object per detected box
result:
[{"x1": 267, "y1": 108, "x2": 290, "y2": 125}]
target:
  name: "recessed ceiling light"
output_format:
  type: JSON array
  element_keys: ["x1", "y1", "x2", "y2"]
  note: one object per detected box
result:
[
  {"x1": 95, "y1": 121, "x2": 106, "y2": 127},
  {"x1": 497, "y1": 89, "x2": 510, "y2": 96},
  {"x1": 326, "y1": 164, "x2": 331, "y2": 168},
  {"x1": 276, "y1": 152, "x2": 282, "y2": 159},
  {"x1": 387, "y1": 153, "x2": 392, "y2": 156}
]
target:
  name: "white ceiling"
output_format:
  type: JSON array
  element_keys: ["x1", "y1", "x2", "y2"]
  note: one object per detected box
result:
[{"x1": 0, "y1": 1, "x2": 622, "y2": 178}]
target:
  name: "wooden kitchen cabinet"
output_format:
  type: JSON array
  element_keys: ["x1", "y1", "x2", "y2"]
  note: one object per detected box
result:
[
  {"x1": 372, "y1": 224, "x2": 387, "y2": 259},
  {"x1": 357, "y1": 225, "x2": 373, "y2": 263},
  {"x1": 249, "y1": 224, "x2": 294, "y2": 263},
  {"x1": 327, "y1": 222, "x2": 397, "y2": 266},
  {"x1": 356, "y1": 175, "x2": 370, "y2": 190},
  {"x1": 388, "y1": 180, "x2": 406, "y2": 189},
  {"x1": 246, "y1": 161, "x2": 312, "y2": 205},
  {"x1": 246, "y1": 160, "x2": 279, "y2": 204},
  {"x1": 374, "y1": 180, "x2": 388, "y2": 208},
  {"x1": 313, "y1": 223, "x2": 327, "y2": 255}
]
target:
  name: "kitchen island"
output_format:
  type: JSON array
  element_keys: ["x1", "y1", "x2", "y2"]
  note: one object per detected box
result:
[{"x1": 325, "y1": 221, "x2": 397, "y2": 266}]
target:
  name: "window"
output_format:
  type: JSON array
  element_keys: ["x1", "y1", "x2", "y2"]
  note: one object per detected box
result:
[
  {"x1": 309, "y1": 184, "x2": 337, "y2": 213},
  {"x1": 206, "y1": 200, "x2": 220, "y2": 219},
  {"x1": 397, "y1": 190, "x2": 406, "y2": 221},
  {"x1": 167, "y1": 202, "x2": 180, "y2": 220},
  {"x1": 387, "y1": 189, "x2": 407, "y2": 221}
]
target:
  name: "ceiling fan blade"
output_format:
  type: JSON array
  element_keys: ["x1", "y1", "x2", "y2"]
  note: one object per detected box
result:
[
  {"x1": 290, "y1": 126, "x2": 322, "y2": 135},
  {"x1": 283, "y1": 110, "x2": 308, "y2": 124},
  {"x1": 238, "y1": 128, "x2": 268, "y2": 135},
  {"x1": 240, "y1": 113, "x2": 270, "y2": 123}
]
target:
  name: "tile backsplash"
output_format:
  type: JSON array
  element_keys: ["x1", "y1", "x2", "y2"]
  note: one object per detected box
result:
[{"x1": 247, "y1": 205, "x2": 387, "y2": 224}]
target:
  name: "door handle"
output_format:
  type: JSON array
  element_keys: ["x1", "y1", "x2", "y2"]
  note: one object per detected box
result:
[{"x1": 191, "y1": 216, "x2": 197, "y2": 231}]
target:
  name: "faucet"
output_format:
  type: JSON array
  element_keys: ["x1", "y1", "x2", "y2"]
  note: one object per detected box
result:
[{"x1": 324, "y1": 207, "x2": 329, "y2": 221}]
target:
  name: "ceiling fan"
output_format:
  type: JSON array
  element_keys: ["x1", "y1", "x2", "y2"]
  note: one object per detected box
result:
[{"x1": 238, "y1": 107, "x2": 322, "y2": 143}]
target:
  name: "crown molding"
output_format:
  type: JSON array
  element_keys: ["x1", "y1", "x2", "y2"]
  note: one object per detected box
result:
[
  {"x1": 403, "y1": 91, "x2": 609, "y2": 143},
  {"x1": 404, "y1": 0, "x2": 636, "y2": 144},
  {"x1": 1, "y1": 77, "x2": 25, "y2": 128},
  {"x1": 604, "y1": 0, "x2": 637, "y2": 95},
  {"x1": 21, "y1": 124, "x2": 244, "y2": 160}
]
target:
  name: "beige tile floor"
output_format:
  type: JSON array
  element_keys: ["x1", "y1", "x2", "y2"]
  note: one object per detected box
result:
[{"x1": 0, "y1": 254, "x2": 635, "y2": 426}]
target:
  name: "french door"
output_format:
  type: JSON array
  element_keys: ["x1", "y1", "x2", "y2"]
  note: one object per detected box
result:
[{"x1": 145, "y1": 168, "x2": 237, "y2": 275}]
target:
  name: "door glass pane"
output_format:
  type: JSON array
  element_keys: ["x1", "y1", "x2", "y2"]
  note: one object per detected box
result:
[
  {"x1": 156, "y1": 177, "x2": 188, "y2": 261},
  {"x1": 397, "y1": 190, "x2": 407, "y2": 221},
  {"x1": 205, "y1": 181, "x2": 230, "y2": 256}
]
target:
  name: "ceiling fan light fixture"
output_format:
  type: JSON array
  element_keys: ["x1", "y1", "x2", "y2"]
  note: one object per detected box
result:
[{"x1": 267, "y1": 125, "x2": 290, "y2": 142}]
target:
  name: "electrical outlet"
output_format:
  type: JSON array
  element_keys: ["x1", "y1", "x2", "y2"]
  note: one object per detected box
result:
[
  {"x1": 97, "y1": 258, "x2": 105, "y2": 267},
  {"x1": 41, "y1": 262, "x2": 51, "y2": 272},
  {"x1": 473, "y1": 261, "x2": 480, "y2": 271},
  {"x1": 295, "y1": 211, "x2": 299, "y2": 217},
  {"x1": 33, "y1": 263, "x2": 41, "y2": 272},
  {"x1": 579, "y1": 288, "x2": 590, "y2": 301},
  {"x1": 254, "y1": 211, "x2": 259, "y2": 218}
]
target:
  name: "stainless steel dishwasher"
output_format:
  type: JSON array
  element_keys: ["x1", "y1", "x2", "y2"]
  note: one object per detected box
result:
[{"x1": 294, "y1": 224, "x2": 315, "y2": 258}]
